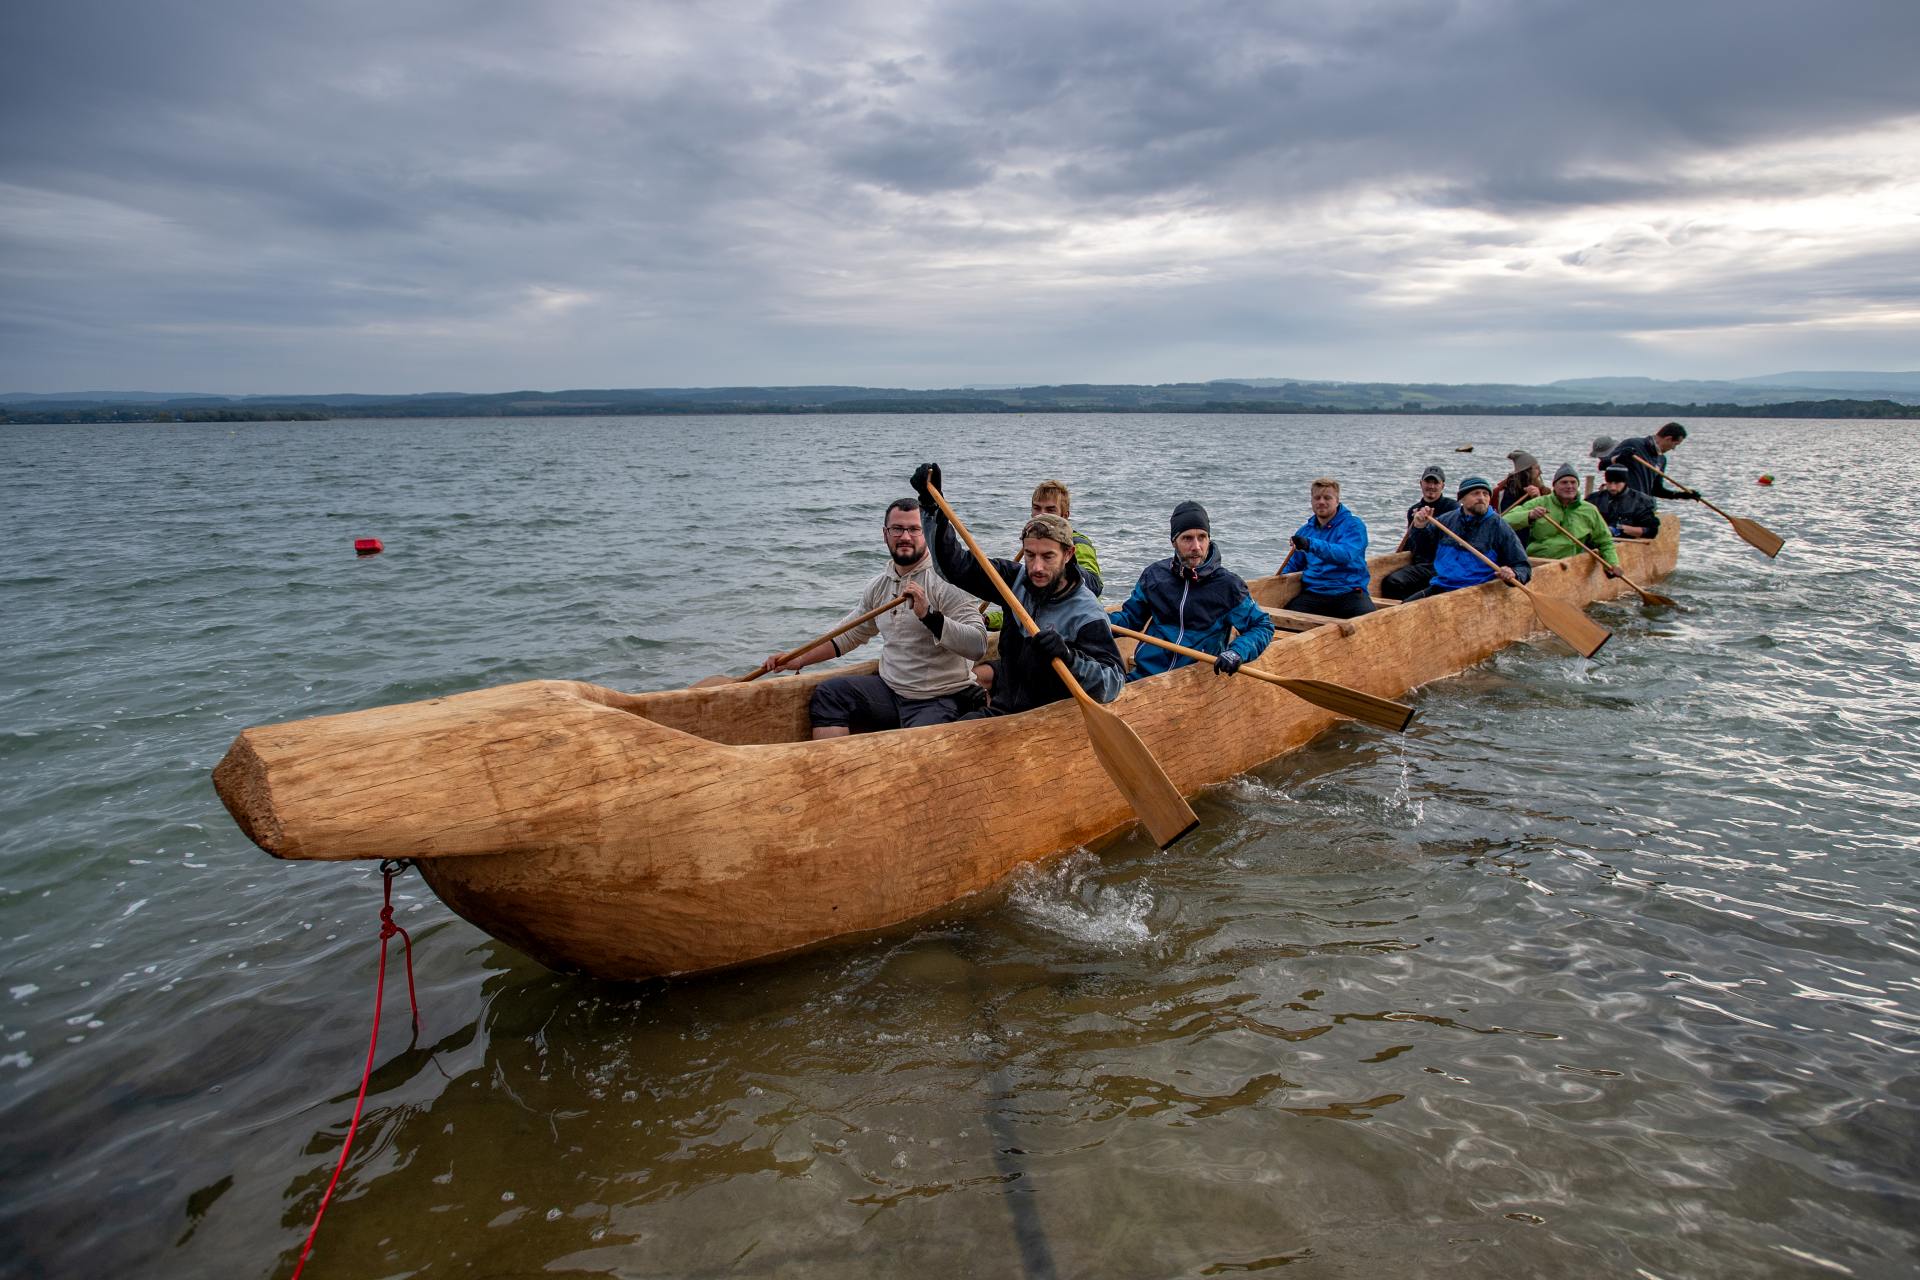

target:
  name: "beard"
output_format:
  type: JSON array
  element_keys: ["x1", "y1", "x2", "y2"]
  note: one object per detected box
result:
[{"x1": 890, "y1": 544, "x2": 923, "y2": 566}]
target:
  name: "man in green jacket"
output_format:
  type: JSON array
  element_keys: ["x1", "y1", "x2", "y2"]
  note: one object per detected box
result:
[{"x1": 1504, "y1": 463, "x2": 1619, "y2": 571}]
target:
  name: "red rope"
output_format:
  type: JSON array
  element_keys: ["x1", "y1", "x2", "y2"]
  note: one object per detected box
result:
[{"x1": 289, "y1": 862, "x2": 420, "y2": 1279}]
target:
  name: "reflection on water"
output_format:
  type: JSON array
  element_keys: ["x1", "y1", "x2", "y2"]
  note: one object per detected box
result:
[{"x1": 2, "y1": 414, "x2": 1918, "y2": 1277}]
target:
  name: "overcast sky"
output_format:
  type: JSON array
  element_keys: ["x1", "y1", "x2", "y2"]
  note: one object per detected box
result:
[{"x1": 4, "y1": 0, "x2": 1917, "y2": 394}]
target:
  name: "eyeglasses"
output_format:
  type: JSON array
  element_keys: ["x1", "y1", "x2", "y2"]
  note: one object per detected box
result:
[{"x1": 884, "y1": 525, "x2": 923, "y2": 536}]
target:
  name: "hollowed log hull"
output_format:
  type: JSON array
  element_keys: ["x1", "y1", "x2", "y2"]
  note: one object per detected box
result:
[{"x1": 213, "y1": 523, "x2": 1679, "y2": 980}]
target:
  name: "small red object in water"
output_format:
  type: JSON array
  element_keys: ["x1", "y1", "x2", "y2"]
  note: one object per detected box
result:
[
  {"x1": 354, "y1": 538, "x2": 384, "y2": 556},
  {"x1": 1757, "y1": 475, "x2": 1774, "y2": 486}
]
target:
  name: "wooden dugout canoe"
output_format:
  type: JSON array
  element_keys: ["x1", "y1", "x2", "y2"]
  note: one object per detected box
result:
[{"x1": 214, "y1": 521, "x2": 1680, "y2": 981}]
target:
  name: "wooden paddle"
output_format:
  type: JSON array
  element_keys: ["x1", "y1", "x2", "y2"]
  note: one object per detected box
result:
[
  {"x1": 1528, "y1": 507, "x2": 1680, "y2": 609},
  {"x1": 1110, "y1": 626, "x2": 1416, "y2": 732},
  {"x1": 925, "y1": 482, "x2": 1199, "y2": 849},
  {"x1": 689, "y1": 594, "x2": 909, "y2": 688},
  {"x1": 1428, "y1": 516, "x2": 1611, "y2": 658},
  {"x1": 1633, "y1": 455, "x2": 1784, "y2": 558}
]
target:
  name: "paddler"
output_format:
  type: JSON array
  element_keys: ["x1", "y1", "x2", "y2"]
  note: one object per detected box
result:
[
  {"x1": 1494, "y1": 450, "x2": 1544, "y2": 513},
  {"x1": 1109, "y1": 501, "x2": 1274, "y2": 680},
  {"x1": 1277, "y1": 477, "x2": 1375, "y2": 618},
  {"x1": 1504, "y1": 463, "x2": 1620, "y2": 574},
  {"x1": 1025, "y1": 479, "x2": 1104, "y2": 597},
  {"x1": 913, "y1": 463, "x2": 1123, "y2": 717},
  {"x1": 765, "y1": 498, "x2": 988, "y2": 736},
  {"x1": 1403, "y1": 476, "x2": 1532, "y2": 600},
  {"x1": 1602, "y1": 422, "x2": 1695, "y2": 503},
  {"x1": 1587, "y1": 464, "x2": 1661, "y2": 540},
  {"x1": 980, "y1": 477, "x2": 1105, "y2": 638},
  {"x1": 1381, "y1": 463, "x2": 1459, "y2": 600}
]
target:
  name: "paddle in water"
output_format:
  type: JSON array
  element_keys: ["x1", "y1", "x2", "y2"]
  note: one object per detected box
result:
[
  {"x1": 1528, "y1": 507, "x2": 1680, "y2": 609},
  {"x1": 690, "y1": 594, "x2": 909, "y2": 688},
  {"x1": 1109, "y1": 626, "x2": 1416, "y2": 733},
  {"x1": 923, "y1": 480, "x2": 1199, "y2": 849},
  {"x1": 1428, "y1": 518, "x2": 1611, "y2": 658},
  {"x1": 1633, "y1": 455, "x2": 1784, "y2": 558}
]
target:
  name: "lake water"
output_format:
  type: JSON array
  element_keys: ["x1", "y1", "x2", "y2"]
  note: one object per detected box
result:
[{"x1": 3, "y1": 413, "x2": 1918, "y2": 1278}]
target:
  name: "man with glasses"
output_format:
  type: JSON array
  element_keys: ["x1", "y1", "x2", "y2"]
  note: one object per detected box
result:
[{"x1": 766, "y1": 498, "x2": 987, "y2": 737}]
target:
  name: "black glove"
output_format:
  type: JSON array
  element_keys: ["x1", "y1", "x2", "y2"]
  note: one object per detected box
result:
[
  {"x1": 1290, "y1": 533, "x2": 1310, "y2": 552},
  {"x1": 1213, "y1": 651, "x2": 1242, "y2": 676},
  {"x1": 910, "y1": 462, "x2": 943, "y2": 500},
  {"x1": 1028, "y1": 626, "x2": 1070, "y2": 665}
]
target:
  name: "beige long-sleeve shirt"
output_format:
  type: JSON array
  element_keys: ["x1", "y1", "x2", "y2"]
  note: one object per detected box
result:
[{"x1": 831, "y1": 556, "x2": 986, "y2": 700}]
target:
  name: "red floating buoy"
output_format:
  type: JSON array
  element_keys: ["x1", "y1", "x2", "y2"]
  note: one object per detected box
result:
[
  {"x1": 354, "y1": 538, "x2": 384, "y2": 556},
  {"x1": 1757, "y1": 474, "x2": 1774, "y2": 486}
]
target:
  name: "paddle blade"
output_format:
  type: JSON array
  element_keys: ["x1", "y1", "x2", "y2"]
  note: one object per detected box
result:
[
  {"x1": 1075, "y1": 697, "x2": 1199, "y2": 849},
  {"x1": 1273, "y1": 677, "x2": 1417, "y2": 733},
  {"x1": 1634, "y1": 586, "x2": 1681, "y2": 610},
  {"x1": 1730, "y1": 515, "x2": 1785, "y2": 559},
  {"x1": 1526, "y1": 591, "x2": 1611, "y2": 659}
]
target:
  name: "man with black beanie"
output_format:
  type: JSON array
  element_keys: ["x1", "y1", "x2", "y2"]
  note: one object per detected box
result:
[{"x1": 1108, "y1": 502, "x2": 1275, "y2": 681}]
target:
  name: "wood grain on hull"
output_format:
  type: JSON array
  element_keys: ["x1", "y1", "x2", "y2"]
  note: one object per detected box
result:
[{"x1": 213, "y1": 523, "x2": 1679, "y2": 979}]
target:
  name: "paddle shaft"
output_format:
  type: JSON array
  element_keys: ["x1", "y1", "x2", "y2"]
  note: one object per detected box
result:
[
  {"x1": 1528, "y1": 507, "x2": 1668, "y2": 605},
  {"x1": 1428, "y1": 512, "x2": 1609, "y2": 656},
  {"x1": 745, "y1": 594, "x2": 909, "y2": 682},
  {"x1": 1631, "y1": 455, "x2": 1784, "y2": 557},
  {"x1": 1109, "y1": 626, "x2": 1416, "y2": 732}
]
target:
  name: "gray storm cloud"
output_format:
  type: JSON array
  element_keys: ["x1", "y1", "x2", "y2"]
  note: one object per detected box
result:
[{"x1": 2, "y1": 0, "x2": 1917, "y2": 391}]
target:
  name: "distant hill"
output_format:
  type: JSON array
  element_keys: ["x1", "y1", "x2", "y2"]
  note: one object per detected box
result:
[
  {"x1": 1732, "y1": 371, "x2": 1920, "y2": 391},
  {"x1": 7, "y1": 372, "x2": 1919, "y2": 422}
]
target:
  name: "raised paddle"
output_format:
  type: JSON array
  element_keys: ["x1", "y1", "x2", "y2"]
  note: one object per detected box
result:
[
  {"x1": 924, "y1": 481, "x2": 1198, "y2": 849},
  {"x1": 1632, "y1": 455, "x2": 1784, "y2": 558},
  {"x1": 1110, "y1": 626, "x2": 1417, "y2": 733},
  {"x1": 1528, "y1": 507, "x2": 1680, "y2": 609},
  {"x1": 1427, "y1": 517, "x2": 1611, "y2": 658},
  {"x1": 690, "y1": 594, "x2": 909, "y2": 688}
]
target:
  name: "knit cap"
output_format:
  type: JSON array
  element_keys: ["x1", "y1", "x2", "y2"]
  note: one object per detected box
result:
[
  {"x1": 1169, "y1": 500, "x2": 1210, "y2": 540},
  {"x1": 1552, "y1": 462, "x2": 1579, "y2": 482},
  {"x1": 1458, "y1": 475, "x2": 1493, "y2": 497}
]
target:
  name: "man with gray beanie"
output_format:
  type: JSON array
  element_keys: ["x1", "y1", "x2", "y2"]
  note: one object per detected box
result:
[
  {"x1": 1108, "y1": 501, "x2": 1274, "y2": 681},
  {"x1": 1504, "y1": 463, "x2": 1619, "y2": 569},
  {"x1": 913, "y1": 463, "x2": 1123, "y2": 717}
]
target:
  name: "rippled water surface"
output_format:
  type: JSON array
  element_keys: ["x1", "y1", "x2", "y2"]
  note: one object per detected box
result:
[{"x1": 4, "y1": 413, "x2": 1919, "y2": 1278}]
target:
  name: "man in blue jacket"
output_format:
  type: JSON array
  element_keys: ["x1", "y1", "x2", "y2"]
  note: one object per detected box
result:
[
  {"x1": 912, "y1": 463, "x2": 1124, "y2": 717},
  {"x1": 1278, "y1": 477, "x2": 1374, "y2": 618},
  {"x1": 1404, "y1": 476, "x2": 1533, "y2": 600},
  {"x1": 1110, "y1": 501, "x2": 1275, "y2": 681}
]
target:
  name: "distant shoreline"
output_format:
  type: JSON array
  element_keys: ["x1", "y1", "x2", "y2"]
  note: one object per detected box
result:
[{"x1": 5, "y1": 397, "x2": 1917, "y2": 425}]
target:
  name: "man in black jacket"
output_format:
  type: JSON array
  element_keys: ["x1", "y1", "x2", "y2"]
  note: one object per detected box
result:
[
  {"x1": 1588, "y1": 465, "x2": 1661, "y2": 539},
  {"x1": 1603, "y1": 422, "x2": 1695, "y2": 503},
  {"x1": 912, "y1": 463, "x2": 1124, "y2": 718},
  {"x1": 1382, "y1": 464, "x2": 1459, "y2": 600}
]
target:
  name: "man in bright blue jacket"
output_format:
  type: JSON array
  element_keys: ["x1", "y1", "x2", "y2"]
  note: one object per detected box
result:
[
  {"x1": 1405, "y1": 475, "x2": 1533, "y2": 599},
  {"x1": 1277, "y1": 477, "x2": 1374, "y2": 618},
  {"x1": 1110, "y1": 501, "x2": 1275, "y2": 681}
]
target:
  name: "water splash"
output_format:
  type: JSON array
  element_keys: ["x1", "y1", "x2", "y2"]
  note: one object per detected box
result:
[{"x1": 1006, "y1": 850, "x2": 1161, "y2": 953}]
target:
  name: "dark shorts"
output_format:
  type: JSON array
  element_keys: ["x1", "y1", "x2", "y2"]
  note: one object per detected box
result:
[
  {"x1": 1379, "y1": 562, "x2": 1434, "y2": 601},
  {"x1": 1286, "y1": 586, "x2": 1377, "y2": 619},
  {"x1": 809, "y1": 673, "x2": 973, "y2": 732}
]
